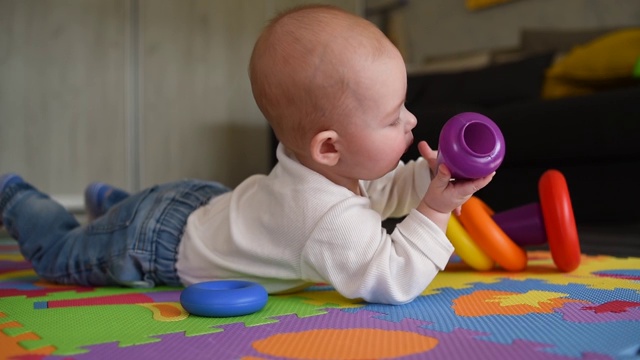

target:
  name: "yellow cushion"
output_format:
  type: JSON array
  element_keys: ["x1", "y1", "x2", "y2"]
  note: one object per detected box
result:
[
  {"x1": 465, "y1": 0, "x2": 514, "y2": 11},
  {"x1": 542, "y1": 28, "x2": 640, "y2": 99}
]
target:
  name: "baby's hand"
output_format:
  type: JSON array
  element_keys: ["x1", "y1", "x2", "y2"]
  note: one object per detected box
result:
[
  {"x1": 416, "y1": 141, "x2": 495, "y2": 232},
  {"x1": 423, "y1": 163, "x2": 494, "y2": 214}
]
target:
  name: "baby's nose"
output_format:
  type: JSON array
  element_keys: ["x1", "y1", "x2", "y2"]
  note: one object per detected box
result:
[{"x1": 406, "y1": 112, "x2": 418, "y2": 131}]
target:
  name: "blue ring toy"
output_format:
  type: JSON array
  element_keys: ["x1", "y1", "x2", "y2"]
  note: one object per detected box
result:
[{"x1": 180, "y1": 280, "x2": 268, "y2": 317}]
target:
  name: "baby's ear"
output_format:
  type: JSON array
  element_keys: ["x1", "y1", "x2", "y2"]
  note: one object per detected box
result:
[{"x1": 310, "y1": 130, "x2": 340, "y2": 166}]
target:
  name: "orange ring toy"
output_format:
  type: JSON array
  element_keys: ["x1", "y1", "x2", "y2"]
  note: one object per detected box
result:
[
  {"x1": 446, "y1": 215, "x2": 494, "y2": 271},
  {"x1": 538, "y1": 169, "x2": 581, "y2": 272},
  {"x1": 459, "y1": 196, "x2": 528, "y2": 271}
]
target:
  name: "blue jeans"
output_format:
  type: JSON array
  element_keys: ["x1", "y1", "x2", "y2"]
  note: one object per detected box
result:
[{"x1": 0, "y1": 179, "x2": 230, "y2": 287}]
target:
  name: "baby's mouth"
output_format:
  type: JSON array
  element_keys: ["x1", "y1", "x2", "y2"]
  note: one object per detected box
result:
[{"x1": 405, "y1": 137, "x2": 414, "y2": 153}]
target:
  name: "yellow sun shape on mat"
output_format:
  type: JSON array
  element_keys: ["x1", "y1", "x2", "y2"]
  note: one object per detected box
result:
[
  {"x1": 488, "y1": 290, "x2": 568, "y2": 308},
  {"x1": 453, "y1": 290, "x2": 586, "y2": 316}
]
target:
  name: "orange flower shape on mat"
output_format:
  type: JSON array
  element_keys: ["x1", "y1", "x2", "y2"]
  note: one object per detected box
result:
[{"x1": 252, "y1": 329, "x2": 438, "y2": 359}]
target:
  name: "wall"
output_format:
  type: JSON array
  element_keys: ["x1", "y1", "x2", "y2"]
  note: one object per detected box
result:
[
  {"x1": 0, "y1": 0, "x2": 130, "y2": 204},
  {"x1": 387, "y1": 0, "x2": 640, "y2": 64},
  {"x1": 0, "y1": 0, "x2": 360, "y2": 208},
  {"x1": 3, "y1": 0, "x2": 638, "y2": 207}
]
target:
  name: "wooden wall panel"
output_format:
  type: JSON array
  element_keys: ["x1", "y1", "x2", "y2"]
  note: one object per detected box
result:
[
  {"x1": 138, "y1": 0, "x2": 362, "y2": 189},
  {"x1": 0, "y1": 0, "x2": 130, "y2": 198},
  {"x1": 138, "y1": 0, "x2": 268, "y2": 188},
  {"x1": 0, "y1": 0, "x2": 362, "y2": 202}
]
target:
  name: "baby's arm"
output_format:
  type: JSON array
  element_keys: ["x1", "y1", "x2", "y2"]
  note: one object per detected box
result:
[
  {"x1": 302, "y1": 199, "x2": 455, "y2": 305},
  {"x1": 415, "y1": 140, "x2": 495, "y2": 233}
]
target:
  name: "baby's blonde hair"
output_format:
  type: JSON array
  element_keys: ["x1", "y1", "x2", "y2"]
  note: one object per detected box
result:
[{"x1": 249, "y1": 5, "x2": 391, "y2": 152}]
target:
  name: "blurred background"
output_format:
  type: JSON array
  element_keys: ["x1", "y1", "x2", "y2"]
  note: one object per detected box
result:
[{"x1": 1, "y1": 0, "x2": 639, "y2": 220}]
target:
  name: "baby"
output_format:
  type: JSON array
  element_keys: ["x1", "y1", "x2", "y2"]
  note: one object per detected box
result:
[{"x1": 0, "y1": 4, "x2": 494, "y2": 305}]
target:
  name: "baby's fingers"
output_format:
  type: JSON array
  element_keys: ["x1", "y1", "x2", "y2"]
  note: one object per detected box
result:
[
  {"x1": 453, "y1": 173, "x2": 494, "y2": 217},
  {"x1": 461, "y1": 172, "x2": 496, "y2": 195},
  {"x1": 417, "y1": 140, "x2": 437, "y2": 160},
  {"x1": 418, "y1": 141, "x2": 440, "y2": 172},
  {"x1": 431, "y1": 163, "x2": 452, "y2": 189}
]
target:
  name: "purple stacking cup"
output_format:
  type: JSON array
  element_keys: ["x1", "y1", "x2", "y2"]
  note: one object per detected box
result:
[{"x1": 437, "y1": 112, "x2": 505, "y2": 179}]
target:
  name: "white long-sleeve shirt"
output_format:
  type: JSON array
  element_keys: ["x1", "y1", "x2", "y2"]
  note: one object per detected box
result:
[{"x1": 176, "y1": 143, "x2": 454, "y2": 304}]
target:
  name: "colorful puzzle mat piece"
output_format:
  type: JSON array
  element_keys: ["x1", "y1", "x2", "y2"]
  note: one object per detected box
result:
[{"x1": 1, "y1": 238, "x2": 639, "y2": 359}]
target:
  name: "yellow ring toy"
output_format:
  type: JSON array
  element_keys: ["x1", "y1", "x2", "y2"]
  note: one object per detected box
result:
[
  {"x1": 458, "y1": 196, "x2": 528, "y2": 271},
  {"x1": 446, "y1": 215, "x2": 494, "y2": 271}
]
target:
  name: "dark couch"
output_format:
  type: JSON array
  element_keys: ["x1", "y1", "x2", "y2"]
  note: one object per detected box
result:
[{"x1": 403, "y1": 52, "x2": 640, "y2": 226}]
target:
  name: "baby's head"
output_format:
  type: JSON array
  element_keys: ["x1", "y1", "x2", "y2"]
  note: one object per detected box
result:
[{"x1": 250, "y1": 5, "x2": 415, "y2": 182}]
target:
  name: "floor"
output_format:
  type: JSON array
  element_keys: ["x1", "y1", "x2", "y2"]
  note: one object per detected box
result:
[{"x1": 575, "y1": 221, "x2": 640, "y2": 257}]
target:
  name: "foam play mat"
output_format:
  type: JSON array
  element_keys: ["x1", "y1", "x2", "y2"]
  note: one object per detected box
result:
[{"x1": 1, "y1": 238, "x2": 639, "y2": 359}]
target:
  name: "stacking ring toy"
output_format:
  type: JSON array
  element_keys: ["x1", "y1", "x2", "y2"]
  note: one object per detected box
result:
[
  {"x1": 459, "y1": 196, "x2": 528, "y2": 271},
  {"x1": 491, "y1": 169, "x2": 581, "y2": 272},
  {"x1": 446, "y1": 215, "x2": 494, "y2": 271},
  {"x1": 538, "y1": 170, "x2": 581, "y2": 272},
  {"x1": 180, "y1": 280, "x2": 268, "y2": 317},
  {"x1": 437, "y1": 112, "x2": 505, "y2": 179}
]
